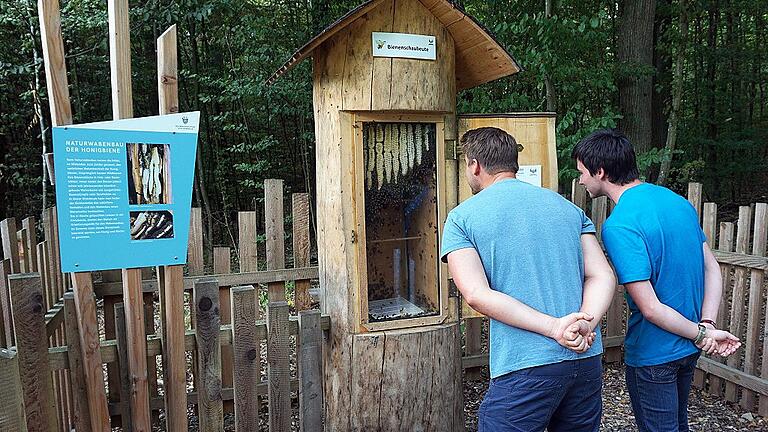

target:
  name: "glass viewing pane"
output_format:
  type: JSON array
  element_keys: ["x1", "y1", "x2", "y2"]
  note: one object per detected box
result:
[{"x1": 362, "y1": 122, "x2": 440, "y2": 322}]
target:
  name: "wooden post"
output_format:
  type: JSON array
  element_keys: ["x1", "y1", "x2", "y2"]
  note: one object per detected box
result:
[
  {"x1": 742, "y1": 203, "x2": 767, "y2": 410},
  {"x1": 725, "y1": 206, "x2": 752, "y2": 402},
  {"x1": 0, "y1": 348, "x2": 27, "y2": 431},
  {"x1": 18, "y1": 229, "x2": 29, "y2": 273},
  {"x1": 231, "y1": 286, "x2": 260, "y2": 431},
  {"x1": 708, "y1": 222, "x2": 734, "y2": 397},
  {"x1": 37, "y1": 0, "x2": 73, "y2": 127},
  {"x1": 9, "y1": 274, "x2": 57, "y2": 431},
  {"x1": 0, "y1": 260, "x2": 14, "y2": 347},
  {"x1": 267, "y1": 301, "x2": 291, "y2": 432},
  {"x1": 156, "y1": 25, "x2": 188, "y2": 431},
  {"x1": 108, "y1": 0, "x2": 132, "y2": 119},
  {"x1": 265, "y1": 179, "x2": 286, "y2": 301},
  {"x1": 571, "y1": 179, "x2": 588, "y2": 210},
  {"x1": 195, "y1": 278, "x2": 223, "y2": 431},
  {"x1": 143, "y1": 292, "x2": 159, "y2": 424},
  {"x1": 101, "y1": 277, "x2": 121, "y2": 408},
  {"x1": 1, "y1": 218, "x2": 21, "y2": 274},
  {"x1": 22, "y1": 217, "x2": 38, "y2": 272},
  {"x1": 158, "y1": 265, "x2": 187, "y2": 431},
  {"x1": 687, "y1": 182, "x2": 703, "y2": 222},
  {"x1": 238, "y1": 211, "x2": 260, "y2": 321},
  {"x1": 63, "y1": 292, "x2": 92, "y2": 432},
  {"x1": 293, "y1": 193, "x2": 313, "y2": 310},
  {"x1": 114, "y1": 303, "x2": 133, "y2": 431},
  {"x1": 590, "y1": 196, "x2": 608, "y2": 243},
  {"x1": 693, "y1": 203, "x2": 718, "y2": 389},
  {"x1": 298, "y1": 309, "x2": 323, "y2": 432},
  {"x1": 214, "y1": 246, "x2": 234, "y2": 413},
  {"x1": 121, "y1": 268, "x2": 151, "y2": 430},
  {"x1": 189, "y1": 208, "x2": 205, "y2": 275},
  {"x1": 464, "y1": 318, "x2": 483, "y2": 379}
]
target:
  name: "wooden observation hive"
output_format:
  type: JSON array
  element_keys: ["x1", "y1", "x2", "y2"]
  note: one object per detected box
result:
[{"x1": 268, "y1": 0, "x2": 555, "y2": 429}]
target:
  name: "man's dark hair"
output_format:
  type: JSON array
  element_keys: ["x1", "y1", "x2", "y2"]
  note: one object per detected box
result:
[
  {"x1": 460, "y1": 127, "x2": 519, "y2": 174},
  {"x1": 571, "y1": 129, "x2": 639, "y2": 185}
]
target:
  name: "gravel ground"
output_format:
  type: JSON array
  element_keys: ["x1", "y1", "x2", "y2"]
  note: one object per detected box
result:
[{"x1": 463, "y1": 362, "x2": 768, "y2": 431}]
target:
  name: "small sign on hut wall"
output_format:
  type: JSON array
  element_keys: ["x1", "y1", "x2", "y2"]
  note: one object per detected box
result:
[
  {"x1": 372, "y1": 32, "x2": 436, "y2": 60},
  {"x1": 517, "y1": 165, "x2": 543, "y2": 188},
  {"x1": 52, "y1": 112, "x2": 200, "y2": 272}
]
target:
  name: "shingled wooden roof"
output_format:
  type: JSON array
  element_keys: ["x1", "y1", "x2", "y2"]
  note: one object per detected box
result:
[{"x1": 265, "y1": 0, "x2": 521, "y2": 91}]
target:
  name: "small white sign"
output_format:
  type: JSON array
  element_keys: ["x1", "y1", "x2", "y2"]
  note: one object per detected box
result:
[
  {"x1": 372, "y1": 32, "x2": 436, "y2": 61},
  {"x1": 518, "y1": 165, "x2": 542, "y2": 188}
]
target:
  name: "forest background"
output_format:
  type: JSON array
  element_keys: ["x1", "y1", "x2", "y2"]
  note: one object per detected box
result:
[{"x1": 1, "y1": 0, "x2": 766, "y2": 257}]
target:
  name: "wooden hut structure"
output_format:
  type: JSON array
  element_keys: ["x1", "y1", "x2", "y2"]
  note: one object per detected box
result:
[{"x1": 269, "y1": 0, "x2": 555, "y2": 429}]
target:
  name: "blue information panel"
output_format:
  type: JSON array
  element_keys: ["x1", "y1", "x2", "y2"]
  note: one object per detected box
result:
[{"x1": 52, "y1": 112, "x2": 200, "y2": 272}]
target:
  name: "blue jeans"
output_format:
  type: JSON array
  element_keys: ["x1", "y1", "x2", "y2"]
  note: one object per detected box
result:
[
  {"x1": 625, "y1": 352, "x2": 701, "y2": 432},
  {"x1": 478, "y1": 355, "x2": 602, "y2": 432}
]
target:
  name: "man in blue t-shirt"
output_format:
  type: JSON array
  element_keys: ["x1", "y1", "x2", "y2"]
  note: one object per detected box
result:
[
  {"x1": 442, "y1": 127, "x2": 616, "y2": 432},
  {"x1": 572, "y1": 129, "x2": 741, "y2": 432}
]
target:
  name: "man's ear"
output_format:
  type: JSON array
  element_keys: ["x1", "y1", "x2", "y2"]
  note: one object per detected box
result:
[
  {"x1": 471, "y1": 159, "x2": 482, "y2": 176},
  {"x1": 595, "y1": 167, "x2": 606, "y2": 181}
]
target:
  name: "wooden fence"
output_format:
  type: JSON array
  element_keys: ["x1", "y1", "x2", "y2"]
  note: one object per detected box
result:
[
  {"x1": 0, "y1": 179, "x2": 326, "y2": 431},
  {"x1": 461, "y1": 181, "x2": 768, "y2": 416}
]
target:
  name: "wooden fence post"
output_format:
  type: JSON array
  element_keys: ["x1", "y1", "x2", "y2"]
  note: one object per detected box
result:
[
  {"x1": 687, "y1": 182, "x2": 703, "y2": 222},
  {"x1": 268, "y1": 301, "x2": 291, "y2": 432},
  {"x1": 9, "y1": 273, "x2": 57, "y2": 431},
  {"x1": 195, "y1": 277, "x2": 223, "y2": 431},
  {"x1": 0, "y1": 348, "x2": 27, "y2": 431},
  {"x1": 708, "y1": 222, "x2": 734, "y2": 397},
  {"x1": 63, "y1": 292, "x2": 92, "y2": 432},
  {"x1": 0, "y1": 260, "x2": 13, "y2": 347},
  {"x1": 265, "y1": 179, "x2": 286, "y2": 302},
  {"x1": 725, "y1": 206, "x2": 752, "y2": 402},
  {"x1": 1, "y1": 218, "x2": 21, "y2": 273},
  {"x1": 214, "y1": 246, "x2": 234, "y2": 413},
  {"x1": 120, "y1": 268, "x2": 151, "y2": 430},
  {"x1": 293, "y1": 193, "x2": 312, "y2": 310},
  {"x1": 114, "y1": 303, "x2": 133, "y2": 431},
  {"x1": 742, "y1": 203, "x2": 767, "y2": 410},
  {"x1": 299, "y1": 309, "x2": 323, "y2": 431},
  {"x1": 231, "y1": 285, "x2": 260, "y2": 431},
  {"x1": 571, "y1": 179, "x2": 587, "y2": 211},
  {"x1": 693, "y1": 203, "x2": 718, "y2": 389},
  {"x1": 158, "y1": 265, "x2": 188, "y2": 431},
  {"x1": 21, "y1": 217, "x2": 38, "y2": 272}
]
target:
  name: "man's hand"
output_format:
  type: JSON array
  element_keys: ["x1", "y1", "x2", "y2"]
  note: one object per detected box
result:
[
  {"x1": 697, "y1": 328, "x2": 741, "y2": 357},
  {"x1": 549, "y1": 312, "x2": 594, "y2": 353}
]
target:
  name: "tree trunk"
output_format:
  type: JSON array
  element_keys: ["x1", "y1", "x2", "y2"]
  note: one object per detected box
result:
[
  {"x1": 544, "y1": 0, "x2": 556, "y2": 112},
  {"x1": 657, "y1": 0, "x2": 688, "y2": 186},
  {"x1": 617, "y1": 0, "x2": 656, "y2": 154}
]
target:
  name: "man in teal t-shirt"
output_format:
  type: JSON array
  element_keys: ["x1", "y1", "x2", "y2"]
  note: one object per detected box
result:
[
  {"x1": 442, "y1": 127, "x2": 616, "y2": 432},
  {"x1": 572, "y1": 129, "x2": 741, "y2": 432}
]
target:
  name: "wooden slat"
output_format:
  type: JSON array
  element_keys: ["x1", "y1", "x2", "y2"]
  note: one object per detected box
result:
[
  {"x1": 101, "y1": 274, "x2": 121, "y2": 406},
  {"x1": 570, "y1": 179, "x2": 588, "y2": 210},
  {"x1": 604, "y1": 283, "x2": 624, "y2": 363},
  {"x1": 195, "y1": 278, "x2": 223, "y2": 430},
  {"x1": 0, "y1": 218, "x2": 21, "y2": 273},
  {"x1": 687, "y1": 182, "x2": 703, "y2": 222},
  {"x1": 93, "y1": 267, "x2": 319, "y2": 297},
  {"x1": 37, "y1": 0, "x2": 73, "y2": 126},
  {"x1": 43, "y1": 209, "x2": 62, "y2": 306},
  {"x1": 188, "y1": 208, "x2": 205, "y2": 275},
  {"x1": 231, "y1": 286, "x2": 260, "y2": 431},
  {"x1": 9, "y1": 274, "x2": 57, "y2": 431},
  {"x1": 47, "y1": 315, "x2": 331, "y2": 371},
  {"x1": 726, "y1": 206, "x2": 752, "y2": 402},
  {"x1": 121, "y1": 268, "x2": 151, "y2": 429},
  {"x1": 214, "y1": 247, "x2": 234, "y2": 414},
  {"x1": 114, "y1": 303, "x2": 133, "y2": 431},
  {"x1": 298, "y1": 310, "x2": 323, "y2": 431},
  {"x1": 0, "y1": 348, "x2": 27, "y2": 431},
  {"x1": 157, "y1": 25, "x2": 179, "y2": 115},
  {"x1": 709, "y1": 222, "x2": 735, "y2": 397},
  {"x1": 591, "y1": 196, "x2": 608, "y2": 243},
  {"x1": 22, "y1": 218, "x2": 38, "y2": 272},
  {"x1": 696, "y1": 356, "x2": 768, "y2": 397},
  {"x1": 158, "y1": 266, "x2": 188, "y2": 431},
  {"x1": 694, "y1": 203, "x2": 718, "y2": 389},
  {"x1": 63, "y1": 292, "x2": 92, "y2": 432},
  {"x1": 265, "y1": 179, "x2": 286, "y2": 302},
  {"x1": 108, "y1": 0, "x2": 132, "y2": 119},
  {"x1": 293, "y1": 193, "x2": 312, "y2": 311},
  {"x1": 0, "y1": 260, "x2": 14, "y2": 347},
  {"x1": 463, "y1": 317, "x2": 483, "y2": 378},
  {"x1": 743, "y1": 203, "x2": 767, "y2": 410},
  {"x1": 267, "y1": 301, "x2": 291, "y2": 432},
  {"x1": 711, "y1": 250, "x2": 768, "y2": 270},
  {"x1": 238, "y1": 211, "x2": 259, "y2": 273},
  {"x1": 17, "y1": 229, "x2": 29, "y2": 273}
]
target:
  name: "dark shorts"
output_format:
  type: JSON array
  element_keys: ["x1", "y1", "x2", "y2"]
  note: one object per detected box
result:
[
  {"x1": 625, "y1": 352, "x2": 700, "y2": 432},
  {"x1": 478, "y1": 355, "x2": 603, "y2": 432}
]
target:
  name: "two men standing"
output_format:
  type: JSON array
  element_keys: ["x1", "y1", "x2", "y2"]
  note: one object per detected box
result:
[{"x1": 442, "y1": 127, "x2": 741, "y2": 432}]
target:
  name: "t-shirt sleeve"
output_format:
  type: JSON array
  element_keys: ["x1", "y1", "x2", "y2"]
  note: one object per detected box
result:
[
  {"x1": 602, "y1": 225, "x2": 652, "y2": 284},
  {"x1": 580, "y1": 209, "x2": 596, "y2": 234},
  {"x1": 440, "y1": 212, "x2": 475, "y2": 263}
]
